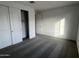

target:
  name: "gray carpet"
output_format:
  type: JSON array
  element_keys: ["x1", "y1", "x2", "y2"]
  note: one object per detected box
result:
[{"x1": 0, "y1": 34, "x2": 78, "y2": 58}]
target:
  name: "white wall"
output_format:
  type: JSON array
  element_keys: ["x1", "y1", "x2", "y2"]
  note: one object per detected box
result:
[
  {"x1": 36, "y1": 4, "x2": 79, "y2": 40},
  {"x1": 0, "y1": 1, "x2": 35, "y2": 39},
  {"x1": 77, "y1": 24, "x2": 79, "y2": 54}
]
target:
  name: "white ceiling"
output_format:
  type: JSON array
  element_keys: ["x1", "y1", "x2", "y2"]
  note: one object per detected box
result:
[{"x1": 14, "y1": 1, "x2": 79, "y2": 11}]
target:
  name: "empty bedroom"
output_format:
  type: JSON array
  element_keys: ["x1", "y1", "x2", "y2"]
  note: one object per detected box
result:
[{"x1": 0, "y1": 1, "x2": 79, "y2": 58}]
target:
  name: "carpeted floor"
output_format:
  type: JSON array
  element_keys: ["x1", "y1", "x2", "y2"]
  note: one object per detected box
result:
[{"x1": 0, "y1": 34, "x2": 79, "y2": 58}]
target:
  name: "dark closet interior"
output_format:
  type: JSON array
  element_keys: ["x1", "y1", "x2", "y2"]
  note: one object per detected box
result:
[{"x1": 21, "y1": 10, "x2": 29, "y2": 41}]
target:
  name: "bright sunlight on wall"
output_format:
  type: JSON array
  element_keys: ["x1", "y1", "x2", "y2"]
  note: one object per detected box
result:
[{"x1": 54, "y1": 18, "x2": 65, "y2": 37}]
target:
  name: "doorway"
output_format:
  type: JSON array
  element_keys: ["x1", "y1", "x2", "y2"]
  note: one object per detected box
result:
[{"x1": 21, "y1": 10, "x2": 29, "y2": 41}]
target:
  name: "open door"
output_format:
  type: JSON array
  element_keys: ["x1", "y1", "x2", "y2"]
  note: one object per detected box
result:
[{"x1": 21, "y1": 10, "x2": 29, "y2": 40}]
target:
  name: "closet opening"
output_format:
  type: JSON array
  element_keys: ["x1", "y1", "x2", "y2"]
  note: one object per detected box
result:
[{"x1": 21, "y1": 10, "x2": 29, "y2": 41}]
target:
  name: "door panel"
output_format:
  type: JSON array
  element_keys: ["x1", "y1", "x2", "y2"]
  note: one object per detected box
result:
[
  {"x1": 0, "y1": 6, "x2": 11, "y2": 49},
  {"x1": 9, "y1": 7, "x2": 22, "y2": 44}
]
